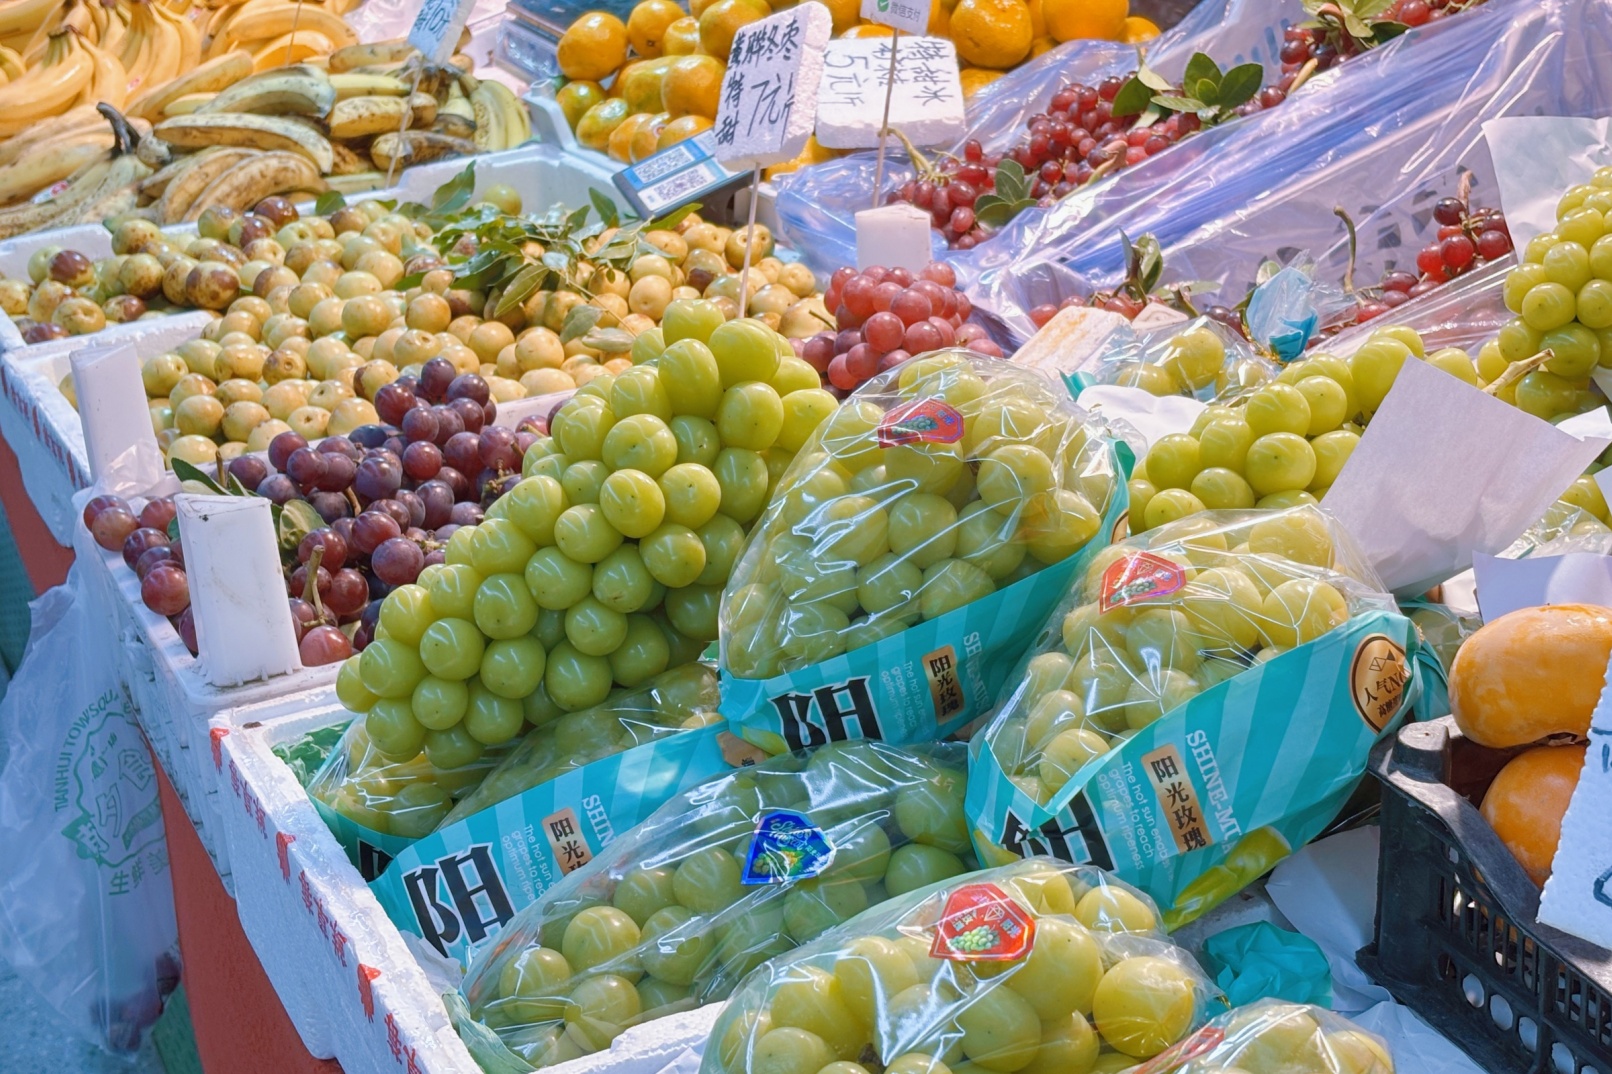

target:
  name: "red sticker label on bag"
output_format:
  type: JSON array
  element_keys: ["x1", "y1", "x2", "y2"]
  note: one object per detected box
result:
[
  {"x1": 929, "y1": 883, "x2": 1035, "y2": 961},
  {"x1": 1099, "y1": 551, "x2": 1187, "y2": 612},
  {"x1": 877, "y1": 398, "x2": 965, "y2": 447}
]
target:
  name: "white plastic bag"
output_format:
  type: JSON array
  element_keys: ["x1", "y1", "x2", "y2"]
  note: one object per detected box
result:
[{"x1": 0, "y1": 561, "x2": 179, "y2": 1053}]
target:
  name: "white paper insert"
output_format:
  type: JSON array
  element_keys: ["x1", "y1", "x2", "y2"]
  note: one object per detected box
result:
[
  {"x1": 1076, "y1": 384, "x2": 1206, "y2": 454},
  {"x1": 816, "y1": 37, "x2": 964, "y2": 149},
  {"x1": 176, "y1": 494, "x2": 301, "y2": 688},
  {"x1": 1472, "y1": 552, "x2": 1612, "y2": 621},
  {"x1": 1483, "y1": 116, "x2": 1612, "y2": 249},
  {"x1": 70, "y1": 342, "x2": 164, "y2": 493},
  {"x1": 1324, "y1": 358, "x2": 1608, "y2": 595},
  {"x1": 854, "y1": 203, "x2": 934, "y2": 272}
]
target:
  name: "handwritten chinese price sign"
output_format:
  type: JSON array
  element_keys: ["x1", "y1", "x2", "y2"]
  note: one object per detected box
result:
[
  {"x1": 407, "y1": 0, "x2": 477, "y2": 65},
  {"x1": 711, "y1": 4, "x2": 832, "y2": 170},
  {"x1": 816, "y1": 36, "x2": 965, "y2": 149}
]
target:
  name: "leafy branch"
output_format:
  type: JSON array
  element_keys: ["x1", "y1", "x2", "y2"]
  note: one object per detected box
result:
[
  {"x1": 973, "y1": 160, "x2": 1039, "y2": 229},
  {"x1": 1111, "y1": 52, "x2": 1264, "y2": 125}
]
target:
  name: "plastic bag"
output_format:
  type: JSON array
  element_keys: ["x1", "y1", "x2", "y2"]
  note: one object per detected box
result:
[
  {"x1": 1141, "y1": 999, "x2": 1394, "y2": 1073},
  {"x1": 452, "y1": 740, "x2": 977, "y2": 1069},
  {"x1": 701, "y1": 858, "x2": 1223, "y2": 1074},
  {"x1": 773, "y1": 0, "x2": 1306, "y2": 274},
  {"x1": 309, "y1": 709, "x2": 515, "y2": 879},
  {"x1": 966, "y1": 506, "x2": 1440, "y2": 930},
  {"x1": 368, "y1": 665, "x2": 733, "y2": 967},
  {"x1": 972, "y1": 0, "x2": 1612, "y2": 341},
  {"x1": 0, "y1": 562, "x2": 179, "y2": 1053},
  {"x1": 1069, "y1": 318, "x2": 1275, "y2": 402},
  {"x1": 717, "y1": 350, "x2": 1128, "y2": 752}
]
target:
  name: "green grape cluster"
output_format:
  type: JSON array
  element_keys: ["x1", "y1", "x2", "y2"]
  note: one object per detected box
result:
[
  {"x1": 703, "y1": 861, "x2": 1211, "y2": 1074},
  {"x1": 333, "y1": 299, "x2": 837, "y2": 768},
  {"x1": 1174, "y1": 1002, "x2": 1394, "y2": 1074},
  {"x1": 1489, "y1": 168, "x2": 1612, "y2": 422},
  {"x1": 441, "y1": 663, "x2": 721, "y2": 825},
  {"x1": 983, "y1": 508, "x2": 1380, "y2": 809},
  {"x1": 1105, "y1": 325, "x2": 1267, "y2": 401},
  {"x1": 945, "y1": 926, "x2": 1000, "y2": 954},
  {"x1": 723, "y1": 352, "x2": 1116, "y2": 681},
  {"x1": 462, "y1": 742, "x2": 975, "y2": 1069}
]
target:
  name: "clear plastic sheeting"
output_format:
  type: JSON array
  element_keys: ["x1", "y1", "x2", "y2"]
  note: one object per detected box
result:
[
  {"x1": 453, "y1": 740, "x2": 974, "y2": 1071},
  {"x1": 1154, "y1": 999, "x2": 1396, "y2": 1073},
  {"x1": 698, "y1": 858, "x2": 1222, "y2": 1074},
  {"x1": 772, "y1": 0, "x2": 1306, "y2": 275},
  {"x1": 973, "y1": 0, "x2": 1612, "y2": 342}
]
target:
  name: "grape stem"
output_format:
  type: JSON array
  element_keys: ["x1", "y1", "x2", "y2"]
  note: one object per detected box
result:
[
  {"x1": 304, "y1": 544, "x2": 330, "y2": 626},
  {"x1": 1483, "y1": 348, "x2": 1554, "y2": 397},
  {"x1": 1287, "y1": 57, "x2": 1319, "y2": 95},
  {"x1": 1334, "y1": 206, "x2": 1359, "y2": 294},
  {"x1": 1456, "y1": 169, "x2": 1473, "y2": 210},
  {"x1": 343, "y1": 487, "x2": 362, "y2": 517},
  {"x1": 889, "y1": 127, "x2": 949, "y2": 185}
]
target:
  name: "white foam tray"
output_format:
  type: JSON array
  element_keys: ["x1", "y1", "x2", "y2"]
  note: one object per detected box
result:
[{"x1": 218, "y1": 694, "x2": 722, "y2": 1072}]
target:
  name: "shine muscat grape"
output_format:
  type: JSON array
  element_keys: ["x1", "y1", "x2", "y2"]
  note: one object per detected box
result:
[
  {"x1": 333, "y1": 300, "x2": 838, "y2": 767},
  {"x1": 723, "y1": 353, "x2": 1115, "y2": 687},
  {"x1": 703, "y1": 860, "x2": 1213, "y2": 1074},
  {"x1": 985, "y1": 507, "x2": 1359, "y2": 810}
]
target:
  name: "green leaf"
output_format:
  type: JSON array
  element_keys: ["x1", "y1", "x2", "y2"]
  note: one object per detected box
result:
[
  {"x1": 541, "y1": 250, "x2": 571, "y2": 272},
  {"x1": 1217, "y1": 63, "x2": 1263, "y2": 110},
  {"x1": 1342, "y1": 11, "x2": 1372, "y2": 37},
  {"x1": 432, "y1": 162, "x2": 477, "y2": 214},
  {"x1": 314, "y1": 190, "x2": 347, "y2": 216},
  {"x1": 1371, "y1": 20, "x2": 1409, "y2": 41},
  {"x1": 277, "y1": 498, "x2": 323, "y2": 552},
  {"x1": 582, "y1": 327, "x2": 636, "y2": 353},
  {"x1": 1353, "y1": 0, "x2": 1398, "y2": 19},
  {"x1": 590, "y1": 189, "x2": 621, "y2": 229},
  {"x1": 1136, "y1": 234, "x2": 1163, "y2": 293},
  {"x1": 1192, "y1": 77, "x2": 1219, "y2": 105},
  {"x1": 973, "y1": 194, "x2": 1015, "y2": 229},
  {"x1": 170, "y1": 458, "x2": 226, "y2": 495},
  {"x1": 497, "y1": 264, "x2": 545, "y2": 318},
  {"x1": 994, "y1": 158, "x2": 1028, "y2": 203},
  {"x1": 1137, "y1": 64, "x2": 1173, "y2": 91},
  {"x1": 1151, "y1": 94, "x2": 1204, "y2": 113},
  {"x1": 560, "y1": 302, "x2": 603, "y2": 343},
  {"x1": 1182, "y1": 52, "x2": 1222, "y2": 90},
  {"x1": 565, "y1": 204, "x2": 592, "y2": 233},
  {"x1": 166, "y1": 517, "x2": 179, "y2": 541},
  {"x1": 649, "y1": 202, "x2": 700, "y2": 231},
  {"x1": 1110, "y1": 76, "x2": 1154, "y2": 119}
]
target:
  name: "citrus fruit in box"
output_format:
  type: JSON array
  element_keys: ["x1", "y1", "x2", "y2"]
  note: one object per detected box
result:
[
  {"x1": 700, "y1": 0, "x2": 772, "y2": 61},
  {"x1": 1450, "y1": 603, "x2": 1612, "y2": 747},
  {"x1": 628, "y1": 0, "x2": 686, "y2": 55},
  {"x1": 664, "y1": 55, "x2": 725, "y2": 119},
  {"x1": 1041, "y1": 0, "x2": 1127, "y2": 41},
  {"x1": 1480, "y1": 743, "x2": 1586, "y2": 886},
  {"x1": 949, "y1": 0, "x2": 1034, "y2": 68},
  {"x1": 559, "y1": 12, "x2": 631, "y2": 81}
]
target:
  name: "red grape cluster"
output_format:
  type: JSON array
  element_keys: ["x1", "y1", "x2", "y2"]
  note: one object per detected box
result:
[
  {"x1": 84, "y1": 492, "x2": 194, "y2": 643},
  {"x1": 1279, "y1": 0, "x2": 1469, "y2": 82},
  {"x1": 801, "y1": 262, "x2": 1001, "y2": 393},
  {"x1": 1351, "y1": 197, "x2": 1511, "y2": 324}
]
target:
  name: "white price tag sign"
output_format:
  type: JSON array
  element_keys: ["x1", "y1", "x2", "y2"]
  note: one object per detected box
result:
[
  {"x1": 860, "y1": 0, "x2": 931, "y2": 35},
  {"x1": 712, "y1": 4, "x2": 832, "y2": 170},
  {"x1": 408, "y1": 0, "x2": 477, "y2": 65},
  {"x1": 1540, "y1": 650, "x2": 1612, "y2": 950},
  {"x1": 816, "y1": 36, "x2": 964, "y2": 149}
]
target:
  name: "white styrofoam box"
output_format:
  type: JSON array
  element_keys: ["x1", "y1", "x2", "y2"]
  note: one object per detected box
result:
[
  {"x1": 0, "y1": 315, "x2": 213, "y2": 543},
  {"x1": 386, "y1": 141, "x2": 621, "y2": 219},
  {"x1": 218, "y1": 695, "x2": 724, "y2": 1073}
]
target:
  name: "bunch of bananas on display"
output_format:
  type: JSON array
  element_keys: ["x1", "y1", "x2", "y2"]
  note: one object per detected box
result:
[{"x1": 0, "y1": 0, "x2": 533, "y2": 238}]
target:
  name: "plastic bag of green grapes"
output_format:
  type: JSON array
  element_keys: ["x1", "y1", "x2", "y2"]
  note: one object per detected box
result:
[
  {"x1": 308, "y1": 713, "x2": 516, "y2": 880},
  {"x1": 1070, "y1": 320, "x2": 1276, "y2": 404},
  {"x1": 448, "y1": 740, "x2": 978, "y2": 1070},
  {"x1": 719, "y1": 350, "x2": 1130, "y2": 753},
  {"x1": 367, "y1": 663, "x2": 734, "y2": 968},
  {"x1": 701, "y1": 858, "x2": 1224, "y2": 1074},
  {"x1": 966, "y1": 506, "x2": 1446, "y2": 931},
  {"x1": 1135, "y1": 999, "x2": 1393, "y2": 1074}
]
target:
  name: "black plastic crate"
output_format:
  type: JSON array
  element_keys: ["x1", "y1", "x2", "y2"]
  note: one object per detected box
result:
[{"x1": 1358, "y1": 717, "x2": 1612, "y2": 1074}]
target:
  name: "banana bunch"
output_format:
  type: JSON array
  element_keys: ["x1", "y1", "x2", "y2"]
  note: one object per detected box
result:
[
  {"x1": 202, "y1": 0, "x2": 360, "y2": 72},
  {"x1": 0, "y1": 103, "x2": 152, "y2": 240},
  {"x1": 141, "y1": 144, "x2": 324, "y2": 222}
]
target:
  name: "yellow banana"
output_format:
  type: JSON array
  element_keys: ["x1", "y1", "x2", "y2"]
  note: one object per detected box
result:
[
  {"x1": 0, "y1": 30, "x2": 94, "y2": 137},
  {"x1": 326, "y1": 169, "x2": 384, "y2": 194},
  {"x1": 327, "y1": 38, "x2": 412, "y2": 73},
  {"x1": 327, "y1": 92, "x2": 409, "y2": 139},
  {"x1": 434, "y1": 77, "x2": 474, "y2": 139},
  {"x1": 481, "y1": 79, "x2": 529, "y2": 148},
  {"x1": 201, "y1": 63, "x2": 334, "y2": 116},
  {"x1": 186, "y1": 149, "x2": 323, "y2": 220},
  {"x1": 0, "y1": 158, "x2": 113, "y2": 239},
  {"x1": 0, "y1": 0, "x2": 59, "y2": 41},
  {"x1": 407, "y1": 89, "x2": 435, "y2": 128},
  {"x1": 125, "y1": 48, "x2": 252, "y2": 121},
  {"x1": 138, "y1": 1, "x2": 183, "y2": 88},
  {"x1": 203, "y1": 3, "x2": 238, "y2": 50},
  {"x1": 328, "y1": 70, "x2": 406, "y2": 99},
  {"x1": 0, "y1": 130, "x2": 113, "y2": 206},
  {"x1": 163, "y1": 92, "x2": 216, "y2": 114},
  {"x1": 0, "y1": 102, "x2": 102, "y2": 166},
  {"x1": 154, "y1": 111, "x2": 334, "y2": 171},
  {"x1": 152, "y1": 0, "x2": 200, "y2": 72},
  {"x1": 251, "y1": 30, "x2": 334, "y2": 70},
  {"x1": 77, "y1": 37, "x2": 128, "y2": 109},
  {"x1": 100, "y1": 3, "x2": 127, "y2": 58},
  {"x1": 221, "y1": 4, "x2": 355, "y2": 52},
  {"x1": 156, "y1": 145, "x2": 260, "y2": 221},
  {"x1": 0, "y1": 43, "x2": 23, "y2": 80},
  {"x1": 468, "y1": 81, "x2": 503, "y2": 153},
  {"x1": 17, "y1": 0, "x2": 69, "y2": 65},
  {"x1": 370, "y1": 129, "x2": 474, "y2": 171}
]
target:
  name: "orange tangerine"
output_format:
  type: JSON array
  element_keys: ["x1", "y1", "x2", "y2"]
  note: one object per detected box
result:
[
  {"x1": 949, "y1": 0, "x2": 1033, "y2": 68},
  {"x1": 627, "y1": 0, "x2": 684, "y2": 56},
  {"x1": 557, "y1": 12, "x2": 629, "y2": 81}
]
